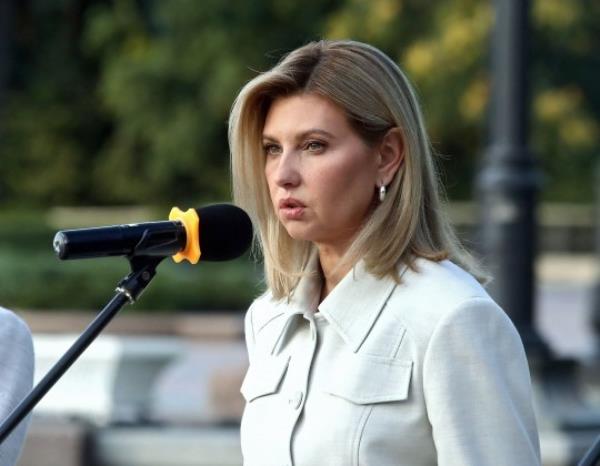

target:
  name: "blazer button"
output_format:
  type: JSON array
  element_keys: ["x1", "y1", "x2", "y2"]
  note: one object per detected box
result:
[{"x1": 288, "y1": 391, "x2": 303, "y2": 409}]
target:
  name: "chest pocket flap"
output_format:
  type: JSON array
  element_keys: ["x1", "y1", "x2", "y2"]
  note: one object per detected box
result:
[
  {"x1": 323, "y1": 353, "x2": 413, "y2": 404},
  {"x1": 240, "y1": 353, "x2": 290, "y2": 402}
]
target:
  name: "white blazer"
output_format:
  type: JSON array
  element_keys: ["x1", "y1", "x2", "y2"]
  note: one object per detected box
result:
[
  {"x1": 0, "y1": 308, "x2": 34, "y2": 466},
  {"x1": 240, "y1": 257, "x2": 540, "y2": 466}
]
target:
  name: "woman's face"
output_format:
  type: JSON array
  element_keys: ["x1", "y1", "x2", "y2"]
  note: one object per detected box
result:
[{"x1": 263, "y1": 93, "x2": 379, "y2": 249}]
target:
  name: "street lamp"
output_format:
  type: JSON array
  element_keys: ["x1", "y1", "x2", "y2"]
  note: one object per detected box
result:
[{"x1": 476, "y1": 0, "x2": 549, "y2": 361}]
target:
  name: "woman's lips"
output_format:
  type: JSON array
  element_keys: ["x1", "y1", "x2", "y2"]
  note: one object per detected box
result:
[{"x1": 279, "y1": 198, "x2": 306, "y2": 220}]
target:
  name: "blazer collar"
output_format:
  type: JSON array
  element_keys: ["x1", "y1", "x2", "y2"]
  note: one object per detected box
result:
[
  {"x1": 318, "y1": 260, "x2": 398, "y2": 352},
  {"x1": 269, "y1": 253, "x2": 398, "y2": 354}
]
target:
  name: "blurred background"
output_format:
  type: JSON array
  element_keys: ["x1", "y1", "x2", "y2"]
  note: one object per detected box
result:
[{"x1": 0, "y1": 0, "x2": 599, "y2": 465}]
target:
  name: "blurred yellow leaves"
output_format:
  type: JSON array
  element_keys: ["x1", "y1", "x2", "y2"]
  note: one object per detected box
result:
[
  {"x1": 403, "y1": 4, "x2": 491, "y2": 79},
  {"x1": 326, "y1": 0, "x2": 402, "y2": 42},
  {"x1": 535, "y1": 88, "x2": 598, "y2": 149},
  {"x1": 403, "y1": 41, "x2": 435, "y2": 78},
  {"x1": 536, "y1": 88, "x2": 583, "y2": 121},
  {"x1": 459, "y1": 77, "x2": 489, "y2": 122},
  {"x1": 560, "y1": 119, "x2": 598, "y2": 148},
  {"x1": 533, "y1": 0, "x2": 581, "y2": 30}
]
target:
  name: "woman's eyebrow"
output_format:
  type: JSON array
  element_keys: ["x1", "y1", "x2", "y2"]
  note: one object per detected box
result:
[{"x1": 262, "y1": 128, "x2": 336, "y2": 142}]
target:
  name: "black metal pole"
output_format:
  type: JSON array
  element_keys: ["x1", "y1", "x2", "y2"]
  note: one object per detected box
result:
[
  {"x1": 592, "y1": 162, "x2": 600, "y2": 342},
  {"x1": 0, "y1": 256, "x2": 163, "y2": 445},
  {"x1": 476, "y1": 0, "x2": 549, "y2": 360},
  {"x1": 578, "y1": 431, "x2": 600, "y2": 466}
]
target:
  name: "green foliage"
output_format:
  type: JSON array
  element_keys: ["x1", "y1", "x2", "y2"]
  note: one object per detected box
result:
[
  {"x1": 83, "y1": 0, "x2": 342, "y2": 206},
  {"x1": 531, "y1": 0, "x2": 600, "y2": 201},
  {"x1": 1, "y1": 0, "x2": 598, "y2": 207},
  {"x1": 0, "y1": 1, "x2": 110, "y2": 206},
  {"x1": 0, "y1": 249, "x2": 262, "y2": 311}
]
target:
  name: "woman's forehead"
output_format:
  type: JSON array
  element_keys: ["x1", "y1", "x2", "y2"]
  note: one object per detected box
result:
[{"x1": 262, "y1": 94, "x2": 352, "y2": 139}]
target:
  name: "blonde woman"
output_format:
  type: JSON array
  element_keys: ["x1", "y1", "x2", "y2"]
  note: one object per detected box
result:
[{"x1": 230, "y1": 40, "x2": 540, "y2": 466}]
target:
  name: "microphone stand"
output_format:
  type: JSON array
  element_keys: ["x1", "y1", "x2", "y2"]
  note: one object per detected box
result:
[
  {"x1": 579, "y1": 435, "x2": 600, "y2": 466},
  {"x1": 0, "y1": 255, "x2": 165, "y2": 444}
]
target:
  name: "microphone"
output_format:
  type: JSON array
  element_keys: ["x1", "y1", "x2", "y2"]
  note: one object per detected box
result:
[{"x1": 52, "y1": 204, "x2": 253, "y2": 263}]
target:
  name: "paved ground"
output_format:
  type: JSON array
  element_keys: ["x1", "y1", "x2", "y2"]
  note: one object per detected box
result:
[{"x1": 536, "y1": 254, "x2": 598, "y2": 358}]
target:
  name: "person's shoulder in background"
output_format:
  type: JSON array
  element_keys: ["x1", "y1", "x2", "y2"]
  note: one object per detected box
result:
[
  {"x1": 0, "y1": 306, "x2": 33, "y2": 347},
  {"x1": 0, "y1": 306, "x2": 34, "y2": 466},
  {"x1": 0, "y1": 306, "x2": 34, "y2": 366}
]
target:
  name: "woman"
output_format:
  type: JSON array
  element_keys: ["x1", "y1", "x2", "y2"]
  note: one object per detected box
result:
[
  {"x1": 229, "y1": 40, "x2": 540, "y2": 466},
  {"x1": 0, "y1": 307, "x2": 34, "y2": 466}
]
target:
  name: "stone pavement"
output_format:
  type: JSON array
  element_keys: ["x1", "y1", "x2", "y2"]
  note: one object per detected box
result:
[{"x1": 536, "y1": 253, "x2": 598, "y2": 358}]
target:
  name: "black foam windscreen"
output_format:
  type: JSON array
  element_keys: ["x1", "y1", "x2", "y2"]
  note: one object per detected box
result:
[{"x1": 196, "y1": 204, "x2": 253, "y2": 261}]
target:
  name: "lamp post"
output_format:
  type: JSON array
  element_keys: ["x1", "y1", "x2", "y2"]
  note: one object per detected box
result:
[
  {"x1": 476, "y1": 0, "x2": 549, "y2": 361},
  {"x1": 592, "y1": 162, "x2": 600, "y2": 344}
]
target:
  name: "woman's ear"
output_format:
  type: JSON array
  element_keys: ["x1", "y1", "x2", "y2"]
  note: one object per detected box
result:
[{"x1": 377, "y1": 127, "x2": 404, "y2": 185}]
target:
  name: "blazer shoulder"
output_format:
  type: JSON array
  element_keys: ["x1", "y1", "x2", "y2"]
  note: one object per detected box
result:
[{"x1": 389, "y1": 259, "x2": 498, "y2": 339}]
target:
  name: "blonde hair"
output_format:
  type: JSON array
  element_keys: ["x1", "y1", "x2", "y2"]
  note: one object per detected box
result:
[{"x1": 229, "y1": 39, "x2": 487, "y2": 300}]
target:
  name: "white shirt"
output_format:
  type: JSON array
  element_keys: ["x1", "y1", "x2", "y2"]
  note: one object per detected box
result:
[
  {"x1": 240, "y1": 257, "x2": 540, "y2": 466},
  {"x1": 0, "y1": 307, "x2": 34, "y2": 466}
]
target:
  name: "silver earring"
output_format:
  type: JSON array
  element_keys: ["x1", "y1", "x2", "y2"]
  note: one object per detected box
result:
[{"x1": 379, "y1": 184, "x2": 387, "y2": 202}]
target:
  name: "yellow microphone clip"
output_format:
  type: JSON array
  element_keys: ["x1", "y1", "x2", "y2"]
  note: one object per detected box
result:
[{"x1": 169, "y1": 207, "x2": 201, "y2": 264}]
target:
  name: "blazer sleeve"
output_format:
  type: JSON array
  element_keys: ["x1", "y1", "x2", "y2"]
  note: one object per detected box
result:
[
  {"x1": 0, "y1": 307, "x2": 34, "y2": 466},
  {"x1": 422, "y1": 297, "x2": 541, "y2": 466}
]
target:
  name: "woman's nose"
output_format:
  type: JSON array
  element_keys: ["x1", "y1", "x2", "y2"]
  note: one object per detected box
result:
[{"x1": 274, "y1": 151, "x2": 301, "y2": 188}]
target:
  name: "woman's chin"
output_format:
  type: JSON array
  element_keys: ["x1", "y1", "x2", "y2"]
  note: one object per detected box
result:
[
  {"x1": 282, "y1": 224, "x2": 316, "y2": 243},
  {"x1": 286, "y1": 230, "x2": 312, "y2": 242}
]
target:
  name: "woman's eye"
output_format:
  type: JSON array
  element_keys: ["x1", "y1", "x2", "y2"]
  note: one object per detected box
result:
[
  {"x1": 305, "y1": 141, "x2": 325, "y2": 152},
  {"x1": 263, "y1": 144, "x2": 281, "y2": 156}
]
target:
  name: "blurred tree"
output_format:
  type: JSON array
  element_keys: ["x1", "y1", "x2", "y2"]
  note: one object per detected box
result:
[
  {"x1": 0, "y1": 0, "x2": 111, "y2": 206},
  {"x1": 0, "y1": 0, "x2": 341, "y2": 206},
  {"x1": 531, "y1": 0, "x2": 600, "y2": 201},
  {"x1": 0, "y1": 0, "x2": 598, "y2": 206},
  {"x1": 82, "y1": 0, "x2": 341, "y2": 206}
]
